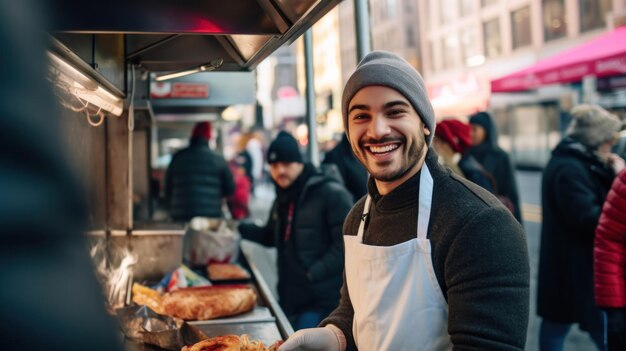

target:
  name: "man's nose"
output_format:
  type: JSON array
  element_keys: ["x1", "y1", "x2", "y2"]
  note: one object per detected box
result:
[{"x1": 368, "y1": 114, "x2": 391, "y2": 138}]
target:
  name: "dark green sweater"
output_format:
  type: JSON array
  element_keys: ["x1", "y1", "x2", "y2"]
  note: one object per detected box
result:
[{"x1": 321, "y1": 149, "x2": 529, "y2": 350}]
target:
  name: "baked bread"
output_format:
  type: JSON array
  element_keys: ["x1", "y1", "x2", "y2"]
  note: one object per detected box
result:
[
  {"x1": 162, "y1": 286, "x2": 256, "y2": 320},
  {"x1": 207, "y1": 263, "x2": 250, "y2": 280},
  {"x1": 181, "y1": 335, "x2": 241, "y2": 351},
  {"x1": 181, "y1": 335, "x2": 283, "y2": 351},
  {"x1": 131, "y1": 283, "x2": 164, "y2": 314}
]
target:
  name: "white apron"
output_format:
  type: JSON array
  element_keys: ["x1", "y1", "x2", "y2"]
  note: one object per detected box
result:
[{"x1": 344, "y1": 164, "x2": 453, "y2": 350}]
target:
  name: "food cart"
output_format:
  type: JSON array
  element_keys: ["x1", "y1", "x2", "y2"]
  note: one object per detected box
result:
[{"x1": 46, "y1": 0, "x2": 341, "y2": 348}]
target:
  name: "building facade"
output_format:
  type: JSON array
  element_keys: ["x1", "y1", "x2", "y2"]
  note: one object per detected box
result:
[{"x1": 419, "y1": 0, "x2": 625, "y2": 166}]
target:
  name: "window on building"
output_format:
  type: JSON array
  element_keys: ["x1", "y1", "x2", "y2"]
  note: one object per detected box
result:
[
  {"x1": 406, "y1": 26, "x2": 416, "y2": 46},
  {"x1": 482, "y1": 0, "x2": 498, "y2": 7},
  {"x1": 430, "y1": 40, "x2": 437, "y2": 72},
  {"x1": 442, "y1": 34, "x2": 459, "y2": 69},
  {"x1": 543, "y1": 0, "x2": 567, "y2": 41},
  {"x1": 580, "y1": 0, "x2": 611, "y2": 32},
  {"x1": 459, "y1": 0, "x2": 474, "y2": 16},
  {"x1": 405, "y1": 0, "x2": 414, "y2": 13},
  {"x1": 440, "y1": 0, "x2": 455, "y2": 25},
  {"x1": 512, "y1": 6, "x2": 532, "y2": 49},
  {"x1": 461, "y1": 26, "x2": 483, "y2": 66},
  {"x1": 387, "y1": 0, "x2": 397, "y2": 19},
  {"x1": 483, "y1": 18, "x2": 501, "y2": 58}
]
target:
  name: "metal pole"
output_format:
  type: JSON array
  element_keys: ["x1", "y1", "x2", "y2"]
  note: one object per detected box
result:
[
  {"x1": 304, "y1": 29, "x2": 319, "y2": 167},
  {"x1": 354, "y1": 0, "x2": 372, "y2": 61}
]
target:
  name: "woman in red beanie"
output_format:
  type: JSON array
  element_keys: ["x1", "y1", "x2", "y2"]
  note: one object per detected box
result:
[{"x1": 433, "y1": 119, "x2": 494, "y2": 193}]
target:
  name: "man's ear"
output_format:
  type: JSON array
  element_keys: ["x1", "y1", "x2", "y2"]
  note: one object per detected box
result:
[{"x1": 423, "y1": 126, "x2": 431, "y2": 136}]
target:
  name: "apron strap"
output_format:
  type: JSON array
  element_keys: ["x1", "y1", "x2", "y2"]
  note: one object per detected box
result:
[
  {"x1": 417, "y1": 163, "x2": 433, "y2": 240},
  {"x1": 356, "y1": 195, "x2": 371, "y2": 242},
  {"x1": 356, "y1": 162, "x2": 434, "y2": 242}
]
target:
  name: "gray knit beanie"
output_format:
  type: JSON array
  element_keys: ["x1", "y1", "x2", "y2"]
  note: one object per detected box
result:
[
  {"x1": 566, "y1": 104, "x2": 621, "y2": 148},
  {"x1": 342, "y1": 51, "x2": 436, "y2": 145}
]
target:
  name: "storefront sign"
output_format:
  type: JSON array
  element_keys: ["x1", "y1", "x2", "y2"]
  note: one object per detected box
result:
[{"x1": 150, "y1": 82, "x2": 210, "y2": 99}]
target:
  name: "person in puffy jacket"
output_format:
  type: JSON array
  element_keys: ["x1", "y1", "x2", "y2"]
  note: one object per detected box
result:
[
  {"x1": 239, "y1": 131, "x2": 353, "y2": 330},
  {"x1": 595, "y1": 168, "x2": 626, "y2": 350},
  {"x1": 165, "y1": 122, "x2": 235, "y2": 221}
]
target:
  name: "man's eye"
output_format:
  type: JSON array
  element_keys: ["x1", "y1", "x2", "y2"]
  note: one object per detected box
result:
[
  {"x1": 353, "y1": 114, "x2": 368, "y2": 120},
  {"x1": 387, "y1": 109, "x2": 405, "y2": 116}
]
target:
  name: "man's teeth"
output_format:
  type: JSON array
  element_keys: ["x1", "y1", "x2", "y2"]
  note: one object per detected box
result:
[{"x1": 369, "y1": 144, "x2": 399, "y2": 154}]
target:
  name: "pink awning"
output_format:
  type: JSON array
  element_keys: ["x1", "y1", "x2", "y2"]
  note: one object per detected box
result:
[{"x1": 491, "y1": 26, "x2": 626, "y2": 92}]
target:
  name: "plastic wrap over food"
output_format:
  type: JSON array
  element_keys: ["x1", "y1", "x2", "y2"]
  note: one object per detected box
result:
[
  {"x1": 184, "y1": 217, "x2": 240, "y2": 266},
  {"x1": 116, "y1": 305, "x2": 207, "y2": 350}
]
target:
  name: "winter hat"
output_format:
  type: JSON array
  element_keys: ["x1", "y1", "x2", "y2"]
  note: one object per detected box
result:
[
  {"x1": 267, "y1": 131, "x2": 303, "y2": 164},
  {"x1": 191, "y1": 121, "x2": 212, "y2": 140},
  {"x1": 468, "y1": 111, "x2": 492, "y2": 131},
  {"x1": 436, "y1": 119, "x2": 472, "y2": 154},
  {"x1": 566, "y1": 104, "x2": 621, "y2": 148},
  {"x1": 342, "y1": 51, "x2": 436, "y2": 145}
]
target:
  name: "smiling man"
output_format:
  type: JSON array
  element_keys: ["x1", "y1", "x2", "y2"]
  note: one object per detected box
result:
[{"x1": 279, "y1": 51, "x2": 529, "y2": 351}]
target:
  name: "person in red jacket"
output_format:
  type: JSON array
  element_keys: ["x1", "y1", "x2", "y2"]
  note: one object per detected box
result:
[
  {"x1": 595, "y1": 167, "x2": 626, "y2": 350},
  {"x1": 227, "y1": 159, "x2": 251, "y2": 220}
]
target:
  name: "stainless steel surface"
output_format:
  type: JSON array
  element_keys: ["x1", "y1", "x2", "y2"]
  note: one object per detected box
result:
[
  {"x1": 89, "y1": 229, "x2": 184, "y2": 281},
  {"x1": 304, "y1": 29, "x2": 319, "y2": 167},
  {"x1": 50, "y1": 0, "x2": 341, "y2": 73},
  {"x1": 242, "y1": 248, "x2": 295, "y2": 339},
  {"x1": 354, "y1": 0, "x2": 372, "y2": 61},
  {"x1": 50, "y1": 36, "x2": 125, "y2": 98},
  {"x1": 118, "y1": 223, "x2": 293, "y2": 351},
  {"x1": 187, "y1": 307, "x2": 275, "y2": 326}
]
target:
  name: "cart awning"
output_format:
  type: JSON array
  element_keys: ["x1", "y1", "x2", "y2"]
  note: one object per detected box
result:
[{"x1": 491, "y1": 26, "x2": 626, "y2": 92}]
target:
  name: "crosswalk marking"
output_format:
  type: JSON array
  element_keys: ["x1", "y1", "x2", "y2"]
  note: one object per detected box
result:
[{"x1": 521, "y1": 203, "x2": 542, "y2": 223}]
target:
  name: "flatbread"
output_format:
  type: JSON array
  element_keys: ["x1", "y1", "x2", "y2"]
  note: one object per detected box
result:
[
  {"x1": 207, "y1": 263, "x2": 250, "y2": 280},
  {"x1": 131, "y1": 283, "x2": 164, "y2": 314},
  {"x1": 162, "y1": 286, "x2": 256, "y2": 320},
  {"x1": 181, "y1": 335, "x2": 283, "y2": 351},
  {"x1": 181, "y1": 335, "x2": 241, "y2": 351}
]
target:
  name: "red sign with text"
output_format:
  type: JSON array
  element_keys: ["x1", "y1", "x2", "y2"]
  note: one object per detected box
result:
[{"x1": 150, "y1": 82, "x2": 209, "y2": 99}]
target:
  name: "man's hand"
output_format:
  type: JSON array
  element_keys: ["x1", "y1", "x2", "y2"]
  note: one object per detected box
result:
[
  {"x1": 608, "y1": 153, "x2": 625, "y2": 174},
  {"x1": 279, "y1": 326, "x2": 343, "y2": 351}
]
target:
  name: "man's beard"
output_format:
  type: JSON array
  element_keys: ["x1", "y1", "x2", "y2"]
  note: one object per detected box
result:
[{"x1": 353, "y1": 134, "x2": 426, "y2": 182}]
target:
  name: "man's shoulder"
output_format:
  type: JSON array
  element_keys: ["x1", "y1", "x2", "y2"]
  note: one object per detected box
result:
[
  {"x1": 432, "y1": 168, "x2": 507, "y2": 220},
  {"x1": 304, "y1": 170, "x2": 353, "y2": 202}
]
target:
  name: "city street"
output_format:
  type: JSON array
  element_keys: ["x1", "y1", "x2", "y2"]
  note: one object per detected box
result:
[{"x1": 244, "y1": 171, "x2": 599, "y2": 350}]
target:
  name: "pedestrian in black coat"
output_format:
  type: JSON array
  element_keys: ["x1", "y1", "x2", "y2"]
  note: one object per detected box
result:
[
  {"x1": 165, "y1": 122, "x2": 235, "y2": 221},
  {"x1": 537, "y1": 104, "x2": 623, "y2": 350},
  {"x1": 468, "y1": 111, "x2": 523, "y2": 222},
  {"x1": 239, "y1": 132, "x2": 353, "y2": 330}
]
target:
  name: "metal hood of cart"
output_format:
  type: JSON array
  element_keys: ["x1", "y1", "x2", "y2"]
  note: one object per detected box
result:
[
  {"x1": 491, "y1": 25, "x2": 626, "y2": 93},
  {"x1": 50, "y1": 0, "x2": 340, "y2": 73}
]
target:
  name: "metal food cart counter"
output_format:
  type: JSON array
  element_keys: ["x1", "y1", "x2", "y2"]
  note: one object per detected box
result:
[{"x1": 123, "y1": 242, "x2": 293, "y2": 350}]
